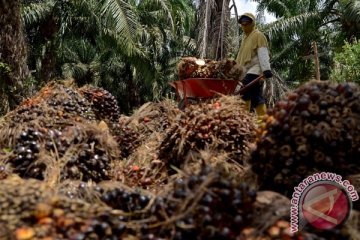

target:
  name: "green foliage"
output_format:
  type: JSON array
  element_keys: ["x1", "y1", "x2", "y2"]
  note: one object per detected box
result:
[
  {"x1": 330, "y1": 40, "x2": 360, "y2": 83},
  {"x1": 256, "y1": 0, "x2": 360, "y2": 84},
  {"x1": 0, "y1": 62, "x2": 11, "y2": 76}
]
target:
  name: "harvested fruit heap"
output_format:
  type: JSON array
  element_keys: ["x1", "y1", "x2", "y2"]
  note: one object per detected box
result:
[
  {"x1": 1, "y1": 122, "x2": 119, "y2": 182},
  {"x1": 159, "y1": 95, "x2": 257, "y2": 168},
  {"x1": 250, "y1": 81, "x2": 360, "y2": 195},
  {"x1": 79, "y1": 85, "x2": 121, "y2": 122},
  {"x1": 177, "y1": 57, "x2": 244, "y2": 80},
  {"x1": 5, "y1": 165, "x2": 340, "y2": 240},
  {"x1": 0, "y1": 80, "x2": 359, "y2": 240}
]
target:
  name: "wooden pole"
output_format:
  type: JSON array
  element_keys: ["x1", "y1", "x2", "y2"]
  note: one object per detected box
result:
[{"x1": 312, "y1": 41, "x2": 320, "y2": 81}]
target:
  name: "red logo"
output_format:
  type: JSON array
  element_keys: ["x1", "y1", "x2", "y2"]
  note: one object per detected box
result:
[{"x1": 301, "y1": 182, "x2": 351, "y2": 230}]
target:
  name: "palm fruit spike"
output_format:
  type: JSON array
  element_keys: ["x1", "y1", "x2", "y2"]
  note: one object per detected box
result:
[
  {"x1": 78, "y1": 85, "x2": 120, "y2": 122},
  {"x1": 159, "y1": 96, "x2": 257, "y2": 167},
  {"x1": 250, "y1": 81, "x2": 360, "y2": 196}
]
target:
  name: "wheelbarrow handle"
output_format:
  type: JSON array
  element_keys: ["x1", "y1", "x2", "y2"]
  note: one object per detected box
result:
[{"x1": 237, "y1": 75, "x2": 264, "y2": 95}]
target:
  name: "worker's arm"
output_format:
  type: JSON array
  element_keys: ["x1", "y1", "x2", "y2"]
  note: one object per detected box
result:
[{"x1": 257, "y1": 47, "x2": 273, "y2": 78}]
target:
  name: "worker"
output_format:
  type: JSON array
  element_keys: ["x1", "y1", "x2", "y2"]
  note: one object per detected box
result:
[{"x1": 235, "y1": 13, "x2": 273, "y2": 120}]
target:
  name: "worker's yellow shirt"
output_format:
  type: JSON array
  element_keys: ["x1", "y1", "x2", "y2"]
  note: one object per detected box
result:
[{"x1": 236, "y1": 29, "x2": 269, "y2": 74}]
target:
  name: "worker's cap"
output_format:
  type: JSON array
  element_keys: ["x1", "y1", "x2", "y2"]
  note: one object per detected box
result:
[{"x1": 238, "y1": 15, "x2": 253, "y2": 24}]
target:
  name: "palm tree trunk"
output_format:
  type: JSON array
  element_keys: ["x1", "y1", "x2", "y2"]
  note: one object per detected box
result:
[
  {"x1": 125, "y1": 63, "x2": 139, "y2": 111},
  {"x1": 196, "y1": 0, "x2": 231, "y2": 60},
  {"x1": 0, "y1": 0, "x2": 30, "y2": 112}
]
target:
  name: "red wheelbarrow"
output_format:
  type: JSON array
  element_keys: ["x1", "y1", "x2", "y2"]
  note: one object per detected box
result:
[{"x1": 169, "y1": 76, "x2": 263, "y2": 109}]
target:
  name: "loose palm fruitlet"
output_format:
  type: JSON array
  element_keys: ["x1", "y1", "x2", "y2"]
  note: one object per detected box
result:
[
  {"x1": 177, "y1": 57, "x2": 244, "y2": 80},
  {"x1": 159, "y1": 96, "x2": 257, "y2": 167},
  {"x1": 251, "y1": 81, "x2": 360, "y2": 195},
  {"x1": 79, "y1": 85, "x2": 121, "y2": 122}
]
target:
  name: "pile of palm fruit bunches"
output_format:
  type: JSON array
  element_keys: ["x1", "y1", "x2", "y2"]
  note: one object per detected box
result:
[{"x1": 0, "y1": 75, "x2": 359, "y2": 239}]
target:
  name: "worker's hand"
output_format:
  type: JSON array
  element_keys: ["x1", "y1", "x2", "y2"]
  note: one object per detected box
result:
[{"x1": 263, "y1": 70, "x2": 273, "y2": 78}]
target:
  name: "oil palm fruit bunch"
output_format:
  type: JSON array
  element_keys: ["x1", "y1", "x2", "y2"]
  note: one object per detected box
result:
[
  {"x1": 250, "y1": 81, "x2": 360, "y2": 195},
  {"x1": 112, "y1": 122, "x2": 141, "y2": 159},
  {"x1": 2, "y1": 122, "x2": 119, "y2": 182},
  {"x1": 45, "y1": 84, "x2": 96, "y2": 121},
  {"x1": 144, "y1": 165, "x2": 257, "y2": 239},
  {"x1": 20, "y1": 81, "x2": 96, "y2": 122},
  {"x1": 113, "y1": 100, "x2": 179, "y2": 159},
  {"x1": 79, "y1": 85, "x2": 120, "y2": 122},
  {"x1": 159, "y1": 96, "x2": 257, "y2": 167},
  {"x1": 50, "y1": 123, "x2": 119, "y2": 182}
]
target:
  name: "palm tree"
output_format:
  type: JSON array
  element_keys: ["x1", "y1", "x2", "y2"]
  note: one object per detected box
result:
[
  {"x1": 0, "y1": 0, "x2": 30, "y2": 114},
  {"x1": 22, "y1": 0, "x2": 197, "y2": 113},
  {"x1": 255, "y1": 0, "x2": 360, "y2": 83}
]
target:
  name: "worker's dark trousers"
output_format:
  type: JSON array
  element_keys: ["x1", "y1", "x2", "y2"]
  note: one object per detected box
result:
[{"x1": 241, "y1": 73, "x2": 265, "y2": 108}]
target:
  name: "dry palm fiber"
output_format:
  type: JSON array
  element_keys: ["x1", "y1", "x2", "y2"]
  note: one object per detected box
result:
[
  {"x1": 250, "y1": 81, "x2": 360, "y2": 196},
  {"x1": 347, "y1": 174, "x2": 360, "y2": 210},
  {"x1": 159, "y1": 95, "x2": 257, "y2": 168},
  {"x1": 78, "y1": 85, "x2": 121, "y2": 123},
  {"x1": 0, "y1": 121, "x2": 119, "y2": 182},
  {"x1": 180, "y1": 150, "x2": 256, "y2": 188},
  {"x1": 344, "y1": 210, "x2": 360, "y2": 240},
  {"x1": 177, "y1": 57, "x2": 244, "y2": 80},
  {"x1": 113, "y1": 100, "x2": 179, "y2": 159}
]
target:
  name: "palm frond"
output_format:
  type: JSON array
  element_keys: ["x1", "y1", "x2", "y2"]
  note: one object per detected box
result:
[
  {"x1": 21, "y1": 1, "x2": 53, "y2": 26},
  {"x1": 264, "y1": 12, "x2": 318, "y2": 39},
  {"x1": 255, "y1": 0, "x2": 291, "y2": 18},
  {"x1": 140, "y1": 0, "x2": 174, "y2": 31},
  {"x1": 344, "y1": 0, "x2": 360, "y2": 23},
  {"x1": 101, "y1": 0, "x2": 141, "y2": 56}
]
